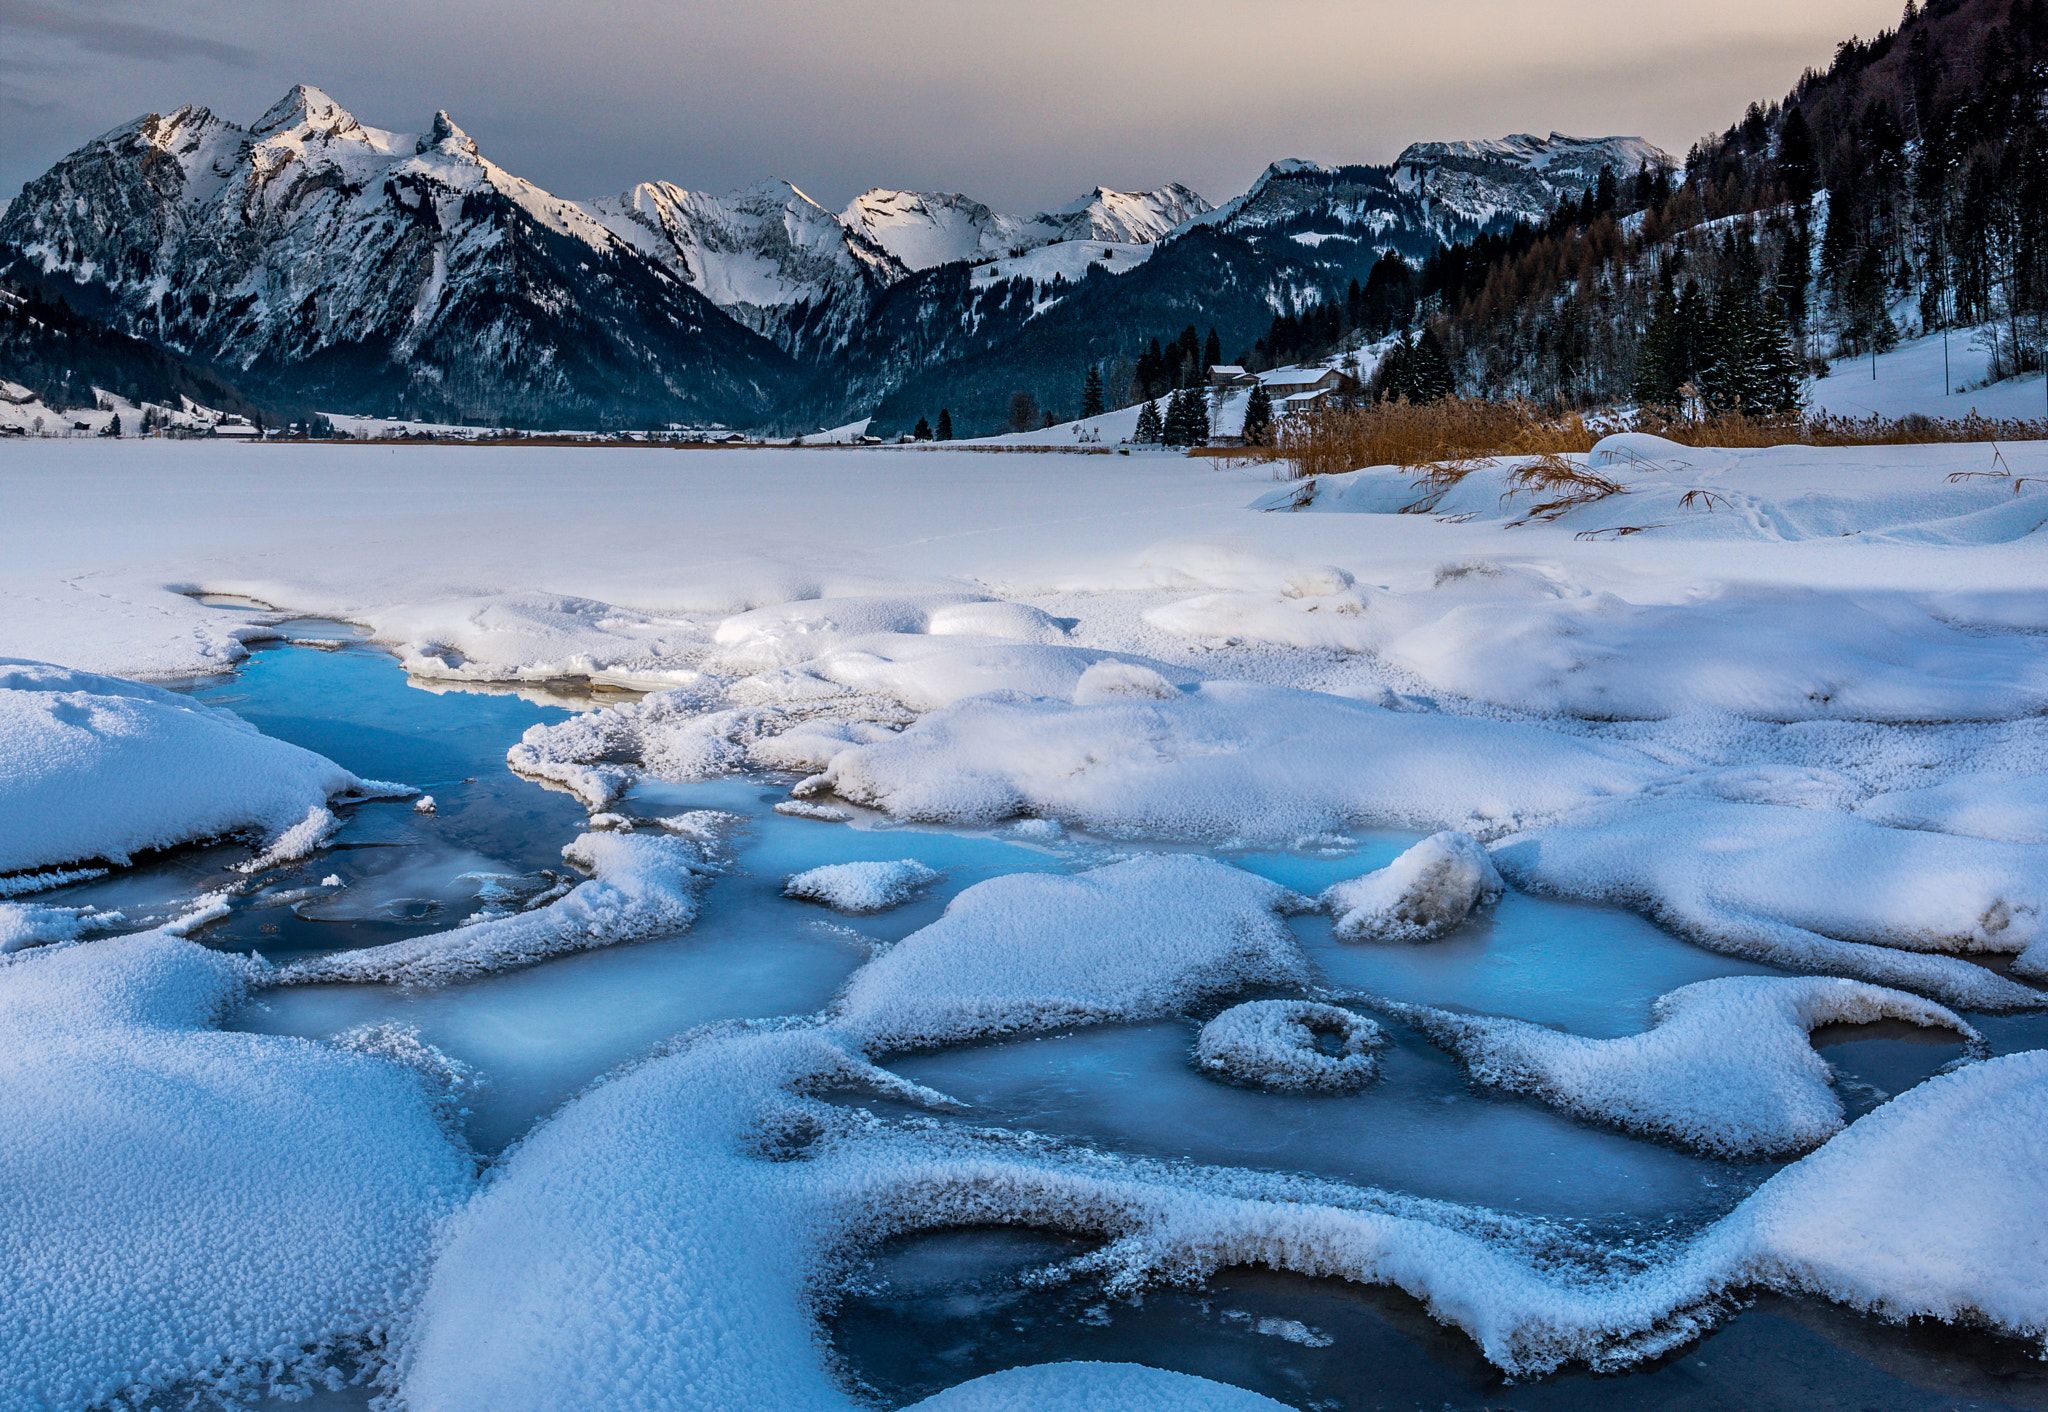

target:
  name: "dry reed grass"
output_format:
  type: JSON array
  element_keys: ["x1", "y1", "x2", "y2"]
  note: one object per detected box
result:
[{"x1": 1270, "y1": 398, "x2": 2048, "y2": 480}]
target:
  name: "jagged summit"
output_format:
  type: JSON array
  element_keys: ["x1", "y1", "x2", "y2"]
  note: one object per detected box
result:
[
  {"x1": 249, "y1": 84, "x2": 358, "y2": 138},
  {"x1": 418, "y1": 110, "x2": 480, "y2": 159}
]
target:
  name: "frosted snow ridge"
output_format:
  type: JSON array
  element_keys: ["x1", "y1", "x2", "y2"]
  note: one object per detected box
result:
[
  {"x1": 1323, "y1": 831, "x2": 1504, "y2": 941},
  {"x1": 830, "y1": 855, "x2": 1311, "y2": 1052},
  {"x1": 0, "y1": 659, "x2": 384, "y2": 875},
  {"x1": 399, "y1": 1014, "x2": 2048, "y2": 1412},
  {"x1": 785, "y1": 859, "x2": 939, "y2": 913},
  {"x1": 276, "y1": 821, "x2": 731, "y2": 987},
  {"x1": 1194, "y1": 1000, "x2": 1387, "y2": 1092},
  {"x1": 1370, "y1": 976, "x2": 1987, "y2": 1158},
  {"x1": 0, "y1": 931, "x2": 473, "y2": 1409}
]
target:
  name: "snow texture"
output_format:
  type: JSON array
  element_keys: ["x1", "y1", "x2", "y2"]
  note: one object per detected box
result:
[
  {"x1": 806, "y1": 682, "x2": 1661, "y2": 843},
  {"x1": 276, "y1": 822, "x2": 726, "y2": 987},
  {"x1": 401, "y1": 1021, "x2": 2048, "y2": 1412},
  {"x1": 1194, "y1": 1000, "x2": 1387, "y2": 1092},
  {"x1": 832, "y1": 855, "x2": 1309, "y2": 1051},
  {"x1": 1494, "y1": 797, "x2": 2048, "y2": 1007},
  {"x1": 0, "y1": 931, "x2": 472, "y2": 1410},
  {"x1": 784, "y1": 859, "x2": 939, "y2": 913},
  {"x1": 1323, "y1": 831, "x2": 1504, "y2": 941},
  {"x1": 0, "y1": 659, "x2": 374, "y2": 875},
  {"x1": 900, "y1": 1362, "x2": 1296, "y2": 1410},
  {"x1": 1372, "y1": 976, "x2": 1984, "y2": 1157}
]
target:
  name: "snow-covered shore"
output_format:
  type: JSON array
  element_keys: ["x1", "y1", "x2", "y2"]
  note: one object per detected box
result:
[{"x1": 3, "y1": 434, "x2": 2046, "y2": 1410}]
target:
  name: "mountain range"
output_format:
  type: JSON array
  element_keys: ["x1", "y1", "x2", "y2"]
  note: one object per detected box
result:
[{"x1": 0, "y1": 84, "x2": 1667, "y2": 434}]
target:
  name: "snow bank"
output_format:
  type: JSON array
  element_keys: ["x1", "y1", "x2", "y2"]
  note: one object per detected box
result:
[
  {"x1": 901, "y1": 1362, "x2": 1294, "y2": 1411},
  {"x1": 403, "y1": 1016, "x2": 2048, "y2": 1412},
  {"x1": 803, "y1": 682, "x2": 1662, "y2": 843},
  {"x1": 1323, "y1": 831, "x2": 1503, "y2": 941},
  {"x1": 0, "y1": 659, "x2": 378, "y2": 874},
  {"x1": 1142, "y1": 564, "x2": 2048, "y2": 722},
  {"x1": 1373, "y1": 976, "x2": 1983, "y2": 1157},
  {"x1": 1493, "y1": 798, "x2": 2048, "y2": 1007},
  {"x1": 0, "y1": 931, "x2": 472, "y2": 1408},
  {"x1": 1718, "y1": 1049, "x2": 2048, "y2": 1335},
  {"x1": 276, "y1": 822, "x2": 727, "y2": 986},
  {"x1": 785, "y1": 859, "x2": 939, "y2": 913},
  {"x1": 1855, "y1": 772, "x2": 2048, "y2": 844},
  {"x1": 1194, "y1": 1000, "x2": 1386, "y2": 1092},
  {"x1": 708, "y1": 593, "x2": 1066, "y2": 673},
  {"x1": 833, "y1": 855, "x2": 1309, "y2": 1051},
  {"x1": 0, "y1": 901, "x2": 124, "y2": 953}
]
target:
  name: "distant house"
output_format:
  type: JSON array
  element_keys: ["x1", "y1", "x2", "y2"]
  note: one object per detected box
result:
[
  {"x1": 1261, "y1": 367, "x2": 1361, "y2": 399},
  {"x1": 211, "y1": 416, "x2": 260, "y2": 439},
  {"x1": 1207, "y1": 364, "x2": 1255, "y2": 389}
]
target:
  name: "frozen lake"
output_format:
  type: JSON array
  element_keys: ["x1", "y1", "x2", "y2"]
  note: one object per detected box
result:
[{"x1": 36, "y1": 628, "x2": 2044, "y2": 1412}]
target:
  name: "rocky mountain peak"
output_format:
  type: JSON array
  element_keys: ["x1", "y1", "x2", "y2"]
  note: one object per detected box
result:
[
  {"x1": 249, "y1": 84, "x2": 358, "y2": 139},
  {"x1": 418, "y1": 110, "x2": 481, "y2": 160}
]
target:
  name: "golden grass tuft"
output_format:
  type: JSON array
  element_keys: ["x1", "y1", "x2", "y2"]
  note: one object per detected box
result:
[{"x1": 1269, "y1": 399, "x2": 2048, "y2": 480}]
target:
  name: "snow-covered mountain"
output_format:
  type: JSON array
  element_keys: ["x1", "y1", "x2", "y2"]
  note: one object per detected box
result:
[
  {"x1": 0, "y1": 85, "x2": 797, "y2": 427},
  {"x1": 843, "y1": 183, "x2": 1211, "y2": 273},
  {"x1": 1206, "y1": 134, "x2": 1671, "y2": 253},
  {"x1": 1391, "y1": 132, "x2": 1670, "y2": 229},
  {"x1": 583, "y1": 179, "x2": 906, "y2": 362}
]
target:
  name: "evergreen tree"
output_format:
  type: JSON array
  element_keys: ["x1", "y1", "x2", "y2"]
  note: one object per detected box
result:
[
  {"x1": 936, "y1": 409, "x2": 952, "y2": 441},
  {"x1": 1242, "y1": 381, "x2": 1274, "y2": 445},
  {"x1": 100, "y1": 413, "x2": 121, "y2": 438},
  {"x1": 913, "y1": 416, "x2": 932, "y2": 440},
  {"x1": 1408, "y1": 327, "x2": 1455, "y2": 402},
  {"x1": 1161, "y1": 388, "x2": 1208, "y2": 447},
  {"x1": 1203, "y1": 328, "x2": 1222, "y2": 370},
  {"x1": 1134, "y1": 399, "x2": 1163, "y2": 443},
  {"x1": 1778, "y1": 108, "x2": 1818, "y2": 209},
  {"x1": 1080, "y1": 364, "x2": 1105, "y2": 418},
  {"x1": 1372, "y1": 331, "x2": 1415, "y2": 402},
  {"x1": 1633, "y1": 284, "x2": 1685, "y2": 407}
]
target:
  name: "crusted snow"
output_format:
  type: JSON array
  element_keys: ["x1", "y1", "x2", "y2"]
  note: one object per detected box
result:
[
  {"x1": 0, "y1": 930, "x2": 472, "y2": 1408},
  {"x1": 832, "y1": 855, "x2": 1309, "y2": 1051},
  {"x1": 0, "y1": 659, "x2": 377, "y2": 875},
  {"x1": 785, "y1": 859, "x2": 939, "y2": 913},
  {"x1": 1494, "y1": 797, "x2": 2047, "y2": 1006},
  {"x1": 1323, "y1": 831, "x2": 1504, "y2": 941},
  {"x1": 1194, "y1": 999, "x2": 1387, "y2": 1092},
  {"x1": 1372, "y1": 976, "x2": 1984, "y2": 1157},
  {"x1": 900, "y1": 1362, "x2": 1296, "y2": 1410},
  {"x1": 276, "y1": 824, "x2": 727, "y2": 987}
]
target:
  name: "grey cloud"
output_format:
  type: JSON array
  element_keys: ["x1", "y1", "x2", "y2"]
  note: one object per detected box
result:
[{"x1": 0, "y1": 0, "x2": 256, "y2": 65}]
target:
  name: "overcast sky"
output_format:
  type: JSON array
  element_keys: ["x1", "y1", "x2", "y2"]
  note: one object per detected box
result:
[{"x1": 2, "y1": 0, "x2": 1906, "y2": 214}]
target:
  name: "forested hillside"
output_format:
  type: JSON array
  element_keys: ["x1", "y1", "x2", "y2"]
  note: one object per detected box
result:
[{"x1": 1422, "y1": 0, "x2": 2047, "y2": 410}]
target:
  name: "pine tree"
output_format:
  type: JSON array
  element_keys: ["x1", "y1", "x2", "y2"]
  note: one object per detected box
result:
[
  {"x1": 1080, "y1": 364, "x2": 1105, "y2": 418},
  {"x1": 1203, "y1": 328, "x2": 1222, "y2": 371},
  {"x1": 913, "y1": 416, "x2": 932, "y2": 440},
  {"x1": 1777, "y1": 108, "x2": 1818, "y2": 210},
  {"x1": 1134, "y1": 399, "x2": 1163, "y2": 443},
  {"x1": 100, "y1": 413, "x2": 121, "y2": 438},
  {"x1": 1372, "y1": 331, "x2": 1415, "y2": 402},
  {"x1": 1408, "y1": 327, "x2": 1455, "y2": 402},
  {"x1": 1633, "y1": 283, "x2": 1684, "y2": 407},
  {"x1": 1242, "y1": 381, "x2": 1274, "y2": 445},
  {"x1": 936, "y1": 409, "x2": 953, "y2": 441}
]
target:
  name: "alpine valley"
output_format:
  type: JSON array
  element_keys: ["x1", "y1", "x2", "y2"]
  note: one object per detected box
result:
[{"x1": 0, "y1": 83, "x2": 1664, "y2": 436}]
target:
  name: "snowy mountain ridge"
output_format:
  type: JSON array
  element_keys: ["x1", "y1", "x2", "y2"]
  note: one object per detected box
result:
[{"x1": 0, "y1": 84, "x2": 797, "y2": 427}]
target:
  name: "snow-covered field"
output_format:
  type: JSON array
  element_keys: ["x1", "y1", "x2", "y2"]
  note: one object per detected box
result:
[{"x1": 1, "y1": 435, "x2": 2045, "y2": 1410}]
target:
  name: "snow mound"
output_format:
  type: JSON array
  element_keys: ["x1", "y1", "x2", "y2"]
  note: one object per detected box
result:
[
  {"x1": 901, "y1": 1361, "x2": 1294, "y2": 1410},
  {"x1": 1195, "y1": 1000, "x2": 1386, "y2": 1092},
  {"x1": 833, "y1": 855, "x2": 1309, "y2": 1051},
  {"x1": 0, "y1": 659, "x2": 374, "y2": 874},
  {"x1": 1719, "y1": 1049, "x2": 2048, "y2": 1337},
  {"x1": 785, "y1": 859, "x2": 939, "y2": 913},
  {"x1": 1494, "y1": 798, "x2": 2048, "y2": 1008},
  {"x1": 0, "y1": 902, "x2": 125, "y2": 953},
  {"x1": 708, "y1": 593, "x2": 1066, "y2": 673},
  {"x1": 0, "y1": 931, "x2": 472, "y2": 1408},
  {"x1": 804, "y1": 682, "x2": 1662, "y2": 843},
  {"x1": 276, "y1": 823, "x2": 727, "y2": 986},
  {"x1": 1323, "y1": 831, "x2": 1503, "y2": 941},
  {"x1": 1374, "y1": 976, "x2": 1983, "y2": 1157},
  {"x1": 1855, "y1": 773, "x2": 2048, "y2": 845},
  {"x1": 1071, "y1": 659, "x2": 1182, "y2": 703}
]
